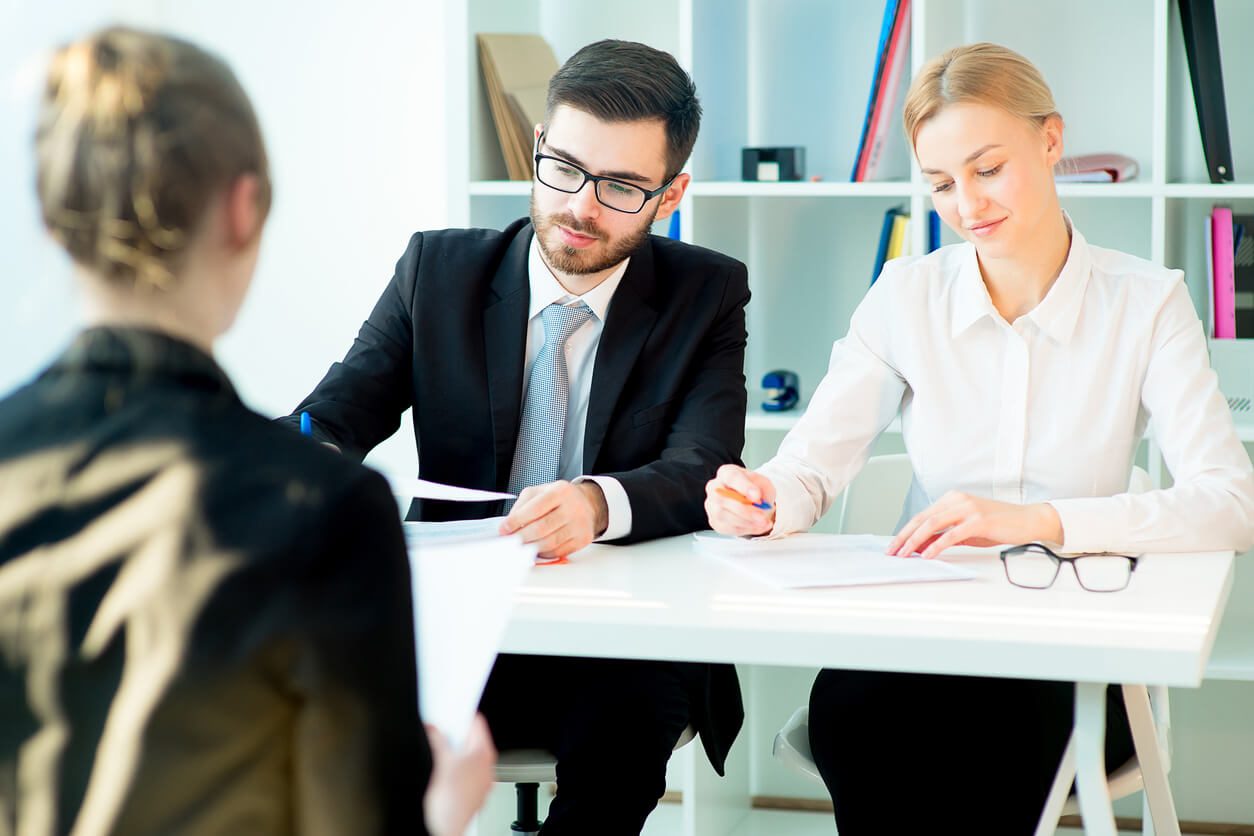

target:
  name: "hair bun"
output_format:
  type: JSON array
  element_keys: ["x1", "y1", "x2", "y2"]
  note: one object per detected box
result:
[{"x1": 36, "y1": 27, "x2": 271, "y2": 289}]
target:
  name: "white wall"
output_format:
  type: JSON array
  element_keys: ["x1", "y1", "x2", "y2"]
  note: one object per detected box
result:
[{"x1": 0, "y1": 0, "x2": 450, "y2": 476}]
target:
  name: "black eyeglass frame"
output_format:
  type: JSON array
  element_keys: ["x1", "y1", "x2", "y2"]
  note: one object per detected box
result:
[
  {"x1": 533, "y1": 134, "x2": 676, "y2": 215},
  {"x1": 999, "y1": 542, "x2": 1140, "y2": 592}
]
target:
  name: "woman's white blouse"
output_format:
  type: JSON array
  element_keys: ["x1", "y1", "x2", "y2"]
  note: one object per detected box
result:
[{"x1": 758, "y1": 225, "x2": 1254, "y2": 553}]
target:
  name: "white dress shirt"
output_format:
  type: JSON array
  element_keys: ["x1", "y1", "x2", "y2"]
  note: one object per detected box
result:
[
  {"x1": 758, "y1": 223, "x2": 1254, "y2": 553},
  {"x1": 521, "y1": 236, "x2": 632, "y2": 540}
]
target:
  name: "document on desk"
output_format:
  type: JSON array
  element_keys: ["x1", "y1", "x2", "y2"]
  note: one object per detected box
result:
[
  {"x1": 404, "y1": 517, "x2": 508, "y2": 546},
  {"x1": 409, "y1": 531, "x2": 536, "y2": 749},
  {"x1": 693, "y1": 532, "x2": 977, "y2": 589}
]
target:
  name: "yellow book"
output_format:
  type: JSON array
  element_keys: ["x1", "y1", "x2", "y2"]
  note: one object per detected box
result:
[{"x1": 886, "y1": 213, "x2": 909, "y2": 260}]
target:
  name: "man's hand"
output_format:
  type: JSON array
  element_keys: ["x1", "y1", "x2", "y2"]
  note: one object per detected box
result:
[
  {"x1": 704, "y1": 464, "x2": 776, "y2": 537},
  {"x1": 423, "y1": 714, "x2": 496, "y2": 836},
  {"x1": 499, "y1": 479, "x2": 608, "y2": 559},
  {"x1": 886, "y1": 491, "x2": 1064, "y2": 560}
]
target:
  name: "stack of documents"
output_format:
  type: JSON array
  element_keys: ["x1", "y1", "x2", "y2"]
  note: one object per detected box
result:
[
  {"x1": 403, "y1": 517, "x2": 506, "y2": 547},
  {"x1": 693, "y1": 532, "x2": 977, "y2": 589},
  {"x1": 477, "y1": 33, "x2": 559, "y2": 181}
]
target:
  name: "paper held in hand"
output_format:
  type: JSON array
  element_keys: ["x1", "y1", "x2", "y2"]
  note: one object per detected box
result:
[
  {"x1": 693, "y1": 532, "x2": 977, "y2": 589},
  {"x1": 409, "y1": 531, "x2": 536, "y2": 749},
  {"x1": 385, "y1": 475, "x2": 515, "y2": 503}
]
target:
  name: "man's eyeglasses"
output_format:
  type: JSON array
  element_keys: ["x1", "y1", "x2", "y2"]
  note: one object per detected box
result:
[
  {"x1": 534, "y1": 137, "x2": 674, "y2": 214},
  {"x1": 1000, "y1": 543, "x2": 1140, "y2": 592}
]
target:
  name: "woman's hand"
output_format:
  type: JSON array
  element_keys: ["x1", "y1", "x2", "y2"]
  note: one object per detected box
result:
[
  {"x1": 423, "y1": 713, "x2": 496, "y2": 836},
  {"x1": 886, "y1": 492, "x2": 1063, "y2": 559},
  {"x1": 704, "y1": 464, "x2": 777, "y2": 537}
]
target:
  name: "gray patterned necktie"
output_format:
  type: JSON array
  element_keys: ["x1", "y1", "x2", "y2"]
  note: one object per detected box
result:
[{"x1": 506, "y1": 303, "x2": 595, "y2": 502}]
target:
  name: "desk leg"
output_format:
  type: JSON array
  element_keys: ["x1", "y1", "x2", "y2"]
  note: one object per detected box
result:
[
  {"x1": 1073, "y1": 682, "x2": 1118, "y2": 836},
  {"x1": 1122, "y1": 684, "x2": 1181, "y2": 836},
  {"x1": 1035, "y1": 733, "x2": 1076, "y2": 836}
]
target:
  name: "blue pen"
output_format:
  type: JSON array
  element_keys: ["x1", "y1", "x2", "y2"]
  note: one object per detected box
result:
[{"x1": 300, "y1": 411, "x2": 312, "y2": 437}]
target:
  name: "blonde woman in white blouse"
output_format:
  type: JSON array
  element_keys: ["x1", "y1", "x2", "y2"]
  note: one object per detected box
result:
[{"x1": 705, "y1": 43, "x2": 1254, "y2": 834}]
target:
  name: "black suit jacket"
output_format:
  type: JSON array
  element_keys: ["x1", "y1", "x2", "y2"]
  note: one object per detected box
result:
[
  {"x1": 0, "y1": 328, "x2": 430, "y2": 836},
  {"x1": 290, "y1": 218, "x2": 749, "y2": 773}
]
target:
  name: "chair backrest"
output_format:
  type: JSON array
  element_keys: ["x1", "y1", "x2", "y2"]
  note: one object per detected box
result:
[
  {"x1": 836, "y1": 453, "x2": 913, "y2": 536},
  {"x1": 1128, "y1": 465, "x2": 1153, "y2": 494}
]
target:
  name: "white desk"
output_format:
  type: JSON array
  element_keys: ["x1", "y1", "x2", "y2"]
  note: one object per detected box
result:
[{"x1": 500, "y1": 537, "x2": 1235, "y2": 836}]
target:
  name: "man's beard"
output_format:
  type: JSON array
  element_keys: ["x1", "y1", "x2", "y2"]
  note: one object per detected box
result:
[{"x1": 530, "y1": 190, "x2": 658, "y2": 276}]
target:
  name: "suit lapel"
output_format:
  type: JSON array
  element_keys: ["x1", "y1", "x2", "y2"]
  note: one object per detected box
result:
[
  {"x1": 584, "y1": 241, "x2": 659, "y2": 471},
  {"x1": 483, "y1": 226, "x2": 532, "y2": 490}
]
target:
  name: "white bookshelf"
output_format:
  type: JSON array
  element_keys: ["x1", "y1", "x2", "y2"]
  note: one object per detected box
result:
[
  {"x1": 447, "y1": 2, "x2": 1254, "y2": 824},
  {"x1": 450, "y1": 0, "x2": 1252, "y2": 400}
]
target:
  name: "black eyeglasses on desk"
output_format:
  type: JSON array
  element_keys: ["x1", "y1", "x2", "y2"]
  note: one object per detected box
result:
[{"x1": 1000, "y1": 543, "x2": 1140, "y2": 592}]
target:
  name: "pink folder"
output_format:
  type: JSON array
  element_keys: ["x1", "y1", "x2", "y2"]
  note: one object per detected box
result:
[{"x1": 1213, "y1": 207, "x2": 1236, "y2": 339}]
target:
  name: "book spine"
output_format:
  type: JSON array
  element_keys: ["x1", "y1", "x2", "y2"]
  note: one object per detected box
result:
[
  {"x1": 870, "y1": 205, "x2": 901, "y2": 285},
  {"x1": 851, "y1": 0, "x2": 903, "y2": 182},
  {"x1": 1204, "y1": 216, "x2": 1215, "y2": 338},
  {"x1": 1213, "y1": 206, "x2": 1236, "y2": 339},
  {"x1": 862, "y1": 0, "x2": 912, "y2": 182},
  {"x1": 887, "y1": 212, "x2": 909, "y2": 260},
  {"x1": 1234, "y1": 216, "x2": 1254, "y2": 338},
  {"x1": 1178, "y1": 0, "x2": 1235, "y2": 183}
]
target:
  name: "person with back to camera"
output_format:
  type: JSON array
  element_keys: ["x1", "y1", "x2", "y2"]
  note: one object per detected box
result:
[
  {"x1": 704, "y1": 42, "x2": 1254, "y2": 833},
  {"x1": 0, "y1": 26, "x2": 493, "y2": 836}
]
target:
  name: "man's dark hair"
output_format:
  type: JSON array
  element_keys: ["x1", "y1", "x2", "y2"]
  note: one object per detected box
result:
[{"x1": 545, "y1": 39, "x2": 701, "y2": 181}]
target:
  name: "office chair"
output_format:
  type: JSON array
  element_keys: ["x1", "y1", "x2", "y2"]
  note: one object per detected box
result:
[
  {"x1": 496, "y1": 724, "x2": 696, "y2": 835},
  {"x1": 772, "y1": 456, "x2": 1170, "y2": 836}
]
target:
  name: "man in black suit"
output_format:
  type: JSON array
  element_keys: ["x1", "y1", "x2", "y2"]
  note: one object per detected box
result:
[{"x1": 290, "y1": 39, "x2": 747, "y2": 835}]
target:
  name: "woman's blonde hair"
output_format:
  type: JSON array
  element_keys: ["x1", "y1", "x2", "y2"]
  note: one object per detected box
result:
[
  {"x1": 36, "y1": 27, "x2": 272, "y2": 289},
  {"x1": 902, "y1": 42, "x2": 1060, "y2": 152}
]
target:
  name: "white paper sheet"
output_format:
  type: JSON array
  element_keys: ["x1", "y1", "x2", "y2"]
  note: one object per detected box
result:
[
  {"x1": 693, "y1": 532, "x2": 977, "y2": 589},
  {"x1": 404, "y1": 517, "x2": 508, "y2": 546},
  {"x1": 387, "y1": 475, "x2": 516, "y2": 502},
  {"x1": 409, "y1": 532, "x2": 536, "y2": 749}
]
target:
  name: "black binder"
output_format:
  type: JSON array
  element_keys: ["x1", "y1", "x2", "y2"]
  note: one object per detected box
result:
[{"x1": 1178, "y1": 0, "x2": 1235, "y2": 183}]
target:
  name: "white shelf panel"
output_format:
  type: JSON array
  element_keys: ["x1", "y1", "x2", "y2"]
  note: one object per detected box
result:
[
  {"x1": 469, "y1": 181, "x2": 531, "y2": 196},
  {"x1": 746, "y1": 409, "x2": 1245, "y2": 440},
  {"x1": 688, "y1": 181, "x2": 918, "y2": 198},
  {"x1": 745, "y1": 408, "x2": 802, "y2": 432},
  {"x1": 1054, "y1": 183, "x2": 1159, "y2": 198},
  {"x1": 1162, "y1": 183, "x2": 1254, "y2": 199},
  {"x1": 469, "y1": 179, "x2": 1254, "y2": 201},
  {"x1": 470, "y1": 180, "x2": 921, "y2": 198},
  {"x1": 745, "y1": 407, "x2": 902, "y2": 435},
  {"x1": 469, "y1": 180, "x2": 1254, "y2": 201}
]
